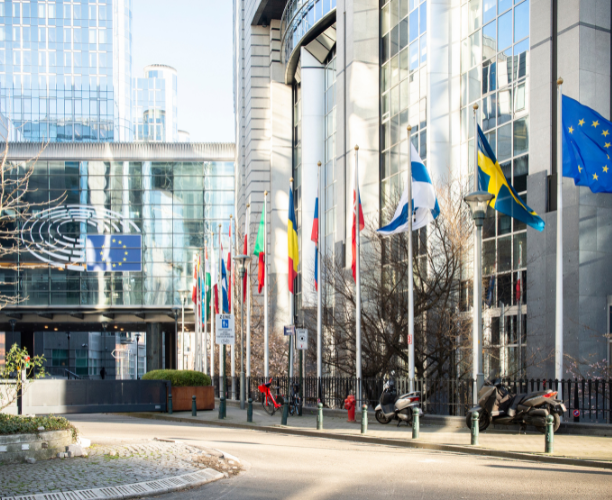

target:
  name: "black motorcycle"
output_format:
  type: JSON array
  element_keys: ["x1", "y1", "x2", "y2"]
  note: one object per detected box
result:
[
  {"x1": 466, "y1": 381, "x2": 566, "y2": 433},
  {"x1": 375, "y1": 372, "x2": 421, "y2": 427}
]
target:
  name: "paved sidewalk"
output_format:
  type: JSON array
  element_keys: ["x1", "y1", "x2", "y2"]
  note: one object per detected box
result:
[
  {"x1": 0, "y1": 441, "x2": 236, "y2": 497},
  {"x1": 137, "y1": 405, "x2": 612, "y2": 463}
]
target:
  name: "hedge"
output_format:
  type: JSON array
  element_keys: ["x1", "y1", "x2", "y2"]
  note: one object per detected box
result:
[
  {"x1": 0, "y1": 414, "x2": 78, "y2": 440},
  {"x1": 142, "y1": 370, "x2": 211, "y2": 387}
]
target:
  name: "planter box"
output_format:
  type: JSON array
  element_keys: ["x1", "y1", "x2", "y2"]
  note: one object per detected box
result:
[{"x1": 171, "y1": 386, "x2": 214, "y2": 411}]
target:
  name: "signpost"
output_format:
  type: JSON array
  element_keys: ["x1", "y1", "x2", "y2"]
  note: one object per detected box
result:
[
  {"x1": 296, "y1": 329, "x2": 308, "y2": 350},
  {"x1": 284, "y1": 325, "x2": 296, "y2": 336},
  {"x1": 216, "y1": 314, "x2": 235, "y2": 346}
]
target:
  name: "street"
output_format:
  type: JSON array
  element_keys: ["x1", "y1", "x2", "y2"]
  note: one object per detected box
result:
[{"x1": 69, "y1": 414, "x2": 611, "y2": 500}]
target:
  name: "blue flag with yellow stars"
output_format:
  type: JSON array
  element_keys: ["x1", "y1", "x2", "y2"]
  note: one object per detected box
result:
[
  {"x1": 85, "y1": 234, "x2": 142, "y2": 272},
  {"x1": 562, "y1": 95, "x2": 612, "y2": 193},
  {"x1": 477, "y1": 125, "x2": 545, "y2": 232}
]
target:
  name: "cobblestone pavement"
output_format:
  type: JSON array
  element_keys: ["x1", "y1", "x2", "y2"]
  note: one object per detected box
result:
[{"x1": 0, "y1": 442, "x2": 240, "y2": 497}]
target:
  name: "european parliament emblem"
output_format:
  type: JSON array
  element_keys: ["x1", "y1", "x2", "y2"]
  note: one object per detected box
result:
[{"x1": 85, "y1": 235, "x2": 142, "y2": 272}]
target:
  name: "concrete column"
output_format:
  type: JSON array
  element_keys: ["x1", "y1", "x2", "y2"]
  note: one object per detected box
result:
[
  {"x1": 145, "y1": 322, "x2": 163, "y2": 372},
  {"x1": 300, "y1": 47, "x2": 326, "y2": 307}
]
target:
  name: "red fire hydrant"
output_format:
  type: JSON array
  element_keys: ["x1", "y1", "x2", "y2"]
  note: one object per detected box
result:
[{"x1": 345, "y1": 394, "x2": 356, "y2": 423}]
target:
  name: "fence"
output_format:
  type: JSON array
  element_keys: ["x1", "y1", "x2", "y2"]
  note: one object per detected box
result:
[{"x1": 212, "y1": 376, "x2": 611, "y2": 424}]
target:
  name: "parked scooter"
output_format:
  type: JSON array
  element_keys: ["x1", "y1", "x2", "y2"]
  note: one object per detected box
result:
[
  {"x1": 466, "y1": 380, "x2": 566, "y2": 433},
  {"x1": 375, "y1": 372, "x2": 421, "y2": 427}
]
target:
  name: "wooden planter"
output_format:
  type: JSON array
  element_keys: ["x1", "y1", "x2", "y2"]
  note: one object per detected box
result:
[{"x1": 170, "y1": 386, "x2": 215, "y2": 411}]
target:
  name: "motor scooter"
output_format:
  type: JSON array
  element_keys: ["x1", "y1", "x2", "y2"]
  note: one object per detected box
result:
[{"x1": 374, "y1": 372, "x2": 421, "y2": 426}]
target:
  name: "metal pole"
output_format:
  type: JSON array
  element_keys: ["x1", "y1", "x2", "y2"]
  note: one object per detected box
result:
[
  {"x1": 289, "y1": 179, "x2": 295, "y2": 380},
  {"x1": 246, "y1": 202, "x2": 251, "y2": 387},
  {"x1": 317, "y1": 162, "x2": 323, "y2": 395},
  {"x1": 264, "y1": 192, "x2": 269, "y2": 378},
  {"x1": 210, "y1": 231, "x2": 215, "y2": 380},
  {"x1": 555, "y1": 78, "x2": 564, "y2": 396},
  {"x1": 240, "y1": 264, "x2": 245, "y2": 410},
  {"x1": 517, "y1": 242, "x2": 523, "y2": 379},
  {"x1": 472, "y1": 103, "x2": 484, "y2": 404},
  {"x1": 355, "y1": 145, "x2": 362, "y2": 405},
  {"x1": 203, "y1": 246, "x2": 208, "y2": 375},
  {"x1": 219, "y1": 225, "x2": 224, "y2": 398},
  {"x1": 181, "y1": 297, "x2": 185, "y2": 371},
  {"x1": 230, "y1": 215, "x2": 236, "y2": 400},
  {"x1": 407, "y1": 126, "x2": 415, "y2": 392}
]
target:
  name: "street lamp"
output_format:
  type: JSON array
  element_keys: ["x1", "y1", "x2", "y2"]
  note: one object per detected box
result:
[
  {"x1": 464, "y1": 190, "x2": 494, "y2": 405},
  {"x1": 135, "y1": 333, "x2": 141, "y2": 380},
  {"x1": 233, "y1": 254, "x2": 251, "y2": 410},
  {"x1": 178, "y1": 290, "x2": 188, "y2": 370}
]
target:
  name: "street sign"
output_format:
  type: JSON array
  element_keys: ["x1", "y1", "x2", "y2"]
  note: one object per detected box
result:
[
  {"x1": 216, "y1": 314, "x2": 235, "y2": 345},
  {"x1": 296, "y1": 329, "x2": 308, "y2": 350},
  {"x1": 284, "y1": 325, "x2": 295, "y2": 336},
  {"x1": 573, "y1": 409, "x2": 580, "y2": 418}
]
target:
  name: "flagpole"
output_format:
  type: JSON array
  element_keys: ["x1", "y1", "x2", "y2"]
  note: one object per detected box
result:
[
  {"x1": 355, "y1": 145, "x2": 362, "y2": 405},
  {"x1": 196, "y1": 253, "x2": 201, "y2": 372},
  {"x1": 210, "y1": 231, "x2": 215, "y2": 381},
  {"x1": 289, "y1": 179, "x2": 294, "y2": 380},
  {"x1": 203, "y1": 246, "x2": 208, "y2": 375},
  {"x1": 264, "y1": 191, "x2": 269, "y2": 378},
  {"x1": 219, "y1": 225, "x2": 225, "y2": 399},
  {"x1": 317, "y1": 162, "x2": 323, "y2": 400},
  {"x1": 230, "y1": 215, "x2": 236, "y2": 400},
  {"x1": 517, "y1": 242, "x2": 522, "y2": 380},
  {"x1": 407, "y1": 127, "x2": 415, "y2": 392},
  {"x1": 246, "y1": 202, "x2": 251, "y2": 388},
  {"x1": 556, "y1": 77, "x2": 564, "y2": 394}
]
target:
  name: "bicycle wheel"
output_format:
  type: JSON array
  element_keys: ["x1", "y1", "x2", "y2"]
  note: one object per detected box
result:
[{"x1": 262, "y1": 396, "x2": 276, "y2": 416}]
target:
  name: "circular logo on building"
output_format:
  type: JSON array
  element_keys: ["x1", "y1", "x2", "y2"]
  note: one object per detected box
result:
[{"x1": 21, "y1": 204, "x2": 141, "y2": 271}]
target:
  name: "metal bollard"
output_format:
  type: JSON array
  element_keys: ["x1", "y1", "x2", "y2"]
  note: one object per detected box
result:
[
  {"x1": 219, "y1": 396, "x2": 226, "y2": 419},
  {"x1": 167, "y1": 393, "x2": 173, "y2": 414},
  {"x1": 281, "y1": 400, "x2": 289, "y2": 425},
  {"x1": 192, "y1": 395, "x2": 197, "y2": 416},
  {"x1": 471, "y1": 411, "x2": 479, "y2": 446},
  {"x1": 361, "y1": 404, "x2": 368, "y2": 434},
  {"x1": 545, "y1": 415, "x2": 554, "y2": 454},
  {"x1": 412, "y1": 408, "x2": 420, "y2": 439},
  {"x1": 247, "y1": 398, "x2": 253, "y2": 423},
  {"x1": 317, "y1": 402, "x2": 323, "y2": 430}
]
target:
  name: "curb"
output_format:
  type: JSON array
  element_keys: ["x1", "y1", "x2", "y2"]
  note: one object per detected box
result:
[
  {"x1": 125, "y1": 412, "x2": 612, "y2": 471},
  {"x1": 0, "y1": 468, "x2": 225, "y2": 500}
]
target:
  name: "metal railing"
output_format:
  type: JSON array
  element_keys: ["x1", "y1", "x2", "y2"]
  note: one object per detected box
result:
[{"x1": 208, "y1": 376, "x2": 612, "y2": 424}]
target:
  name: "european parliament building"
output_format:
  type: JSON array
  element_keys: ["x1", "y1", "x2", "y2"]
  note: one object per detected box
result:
[
  {"x1": 0, "y1": 142, "x2": 235, "y2": 378},
  {"x1": 234, "y1": 0, "x2": 612, "y2": 379}
]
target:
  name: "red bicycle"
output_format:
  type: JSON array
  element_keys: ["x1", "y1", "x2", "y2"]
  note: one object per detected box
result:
[{"x1": 258, "y1": 379, "x2": 285, "y2": 415}]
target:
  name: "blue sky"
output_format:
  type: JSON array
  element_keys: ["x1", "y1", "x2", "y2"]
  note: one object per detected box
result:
[{"x1": 132, "y1": 0, "x2": 235, "y2": 143}]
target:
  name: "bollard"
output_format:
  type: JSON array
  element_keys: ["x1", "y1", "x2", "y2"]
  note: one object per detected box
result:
[
  {"x1": 361, "y1": 404, "x2": 368, "y2": 434},
  {"x1": 167, "y1": 393, "x2": 173, "y2": 414},
  {"x1": 281, "y1": 401, "x2": 289, "y2": 425},
  {"x1": 412, "y1": 408, "x2": 420, "y2": 439},
  {"x1": 219, "y1": 396, "x2": 226, "y2": 419},
  {"x1": 471, "y1": 411, "x2": 479, "y2": 446},
  {"x1": 545, "y1": 415, "x2": 554, "y2": 454},
  {"x1": 317, "y1": 402, "x2": 323, "y2": 430},
  {"x1": 192, "y1": 396, "x2": 197, "y2": 417},
  {"x1": 247, "y1": 398, "x2": 253, "y2": 423}
]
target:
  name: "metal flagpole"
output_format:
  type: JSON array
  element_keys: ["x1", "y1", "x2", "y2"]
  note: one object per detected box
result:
[
  {"x1": 517, "y1": 242, "x2": 522, "y2": 380},
  {"x1": 289, "y1": 179, "x2": 295, "y2": 379},
  {"x1": 195, "y1": 254, "x2": 200, "y2": 372},
  {"x1": 473, "y1": 103, "x2": 484, "y2": 404},
  {"x1": 203, "y1": 247, "x2": 208, "y2": 375},
  {"x1": 407, "y1": 126, "x2": 415, "y2": 392},
  {"x1": 355, "y1": 145, "x2": 362, "y2": 405},
  {"x1": 556, "y1": 77, "x2": 564, "y2": 395},
  {"x1": 264, "y1": 191, "x2": 269, "y2": 378},
  {"x1": 230, "y1": 215, "x2": 236, "y2": 400},
  {"x1": 210, "y1": 232, "x2": 215, "y2": 381},
  {"x1": 246, "y1": 202, "x2": 251, "y2": 388},
  {"x1": 317, "y1": 162, "x2": 323, "y2": 400},
  {"x1": 219, "y1": 225, "x2": 225, "y2": 399}
]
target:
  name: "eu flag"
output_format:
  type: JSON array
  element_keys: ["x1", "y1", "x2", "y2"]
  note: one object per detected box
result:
[
  {"x1": 85, "y1": 234, "x2": 142, "y2": 272},
  {"x1": 562, "y1": 95, "x2": 612, "y2": 193}
]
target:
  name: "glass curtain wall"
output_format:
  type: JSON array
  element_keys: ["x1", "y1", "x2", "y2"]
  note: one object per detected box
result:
[
  {"x1": 0, "y1": 160, "x2": 234, "y2": 307},
  {"x1": 459, "y1": 0, "x2": 530, "y2": 378},
  {"x1": 0, "y1": 0, "x2": 132, "y2": 142}
]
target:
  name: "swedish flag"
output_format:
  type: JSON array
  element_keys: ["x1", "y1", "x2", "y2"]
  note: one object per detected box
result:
[{"x1": 477, "y1": 125, "x2": 545, "y2": 232}]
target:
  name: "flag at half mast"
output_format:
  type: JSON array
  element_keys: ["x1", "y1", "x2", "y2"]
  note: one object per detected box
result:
[
  {"x1": 254, "y1": 206, "x2": 266, "y2": 294},
  {"x1": 288, "y1": 180, "x2": 299, "y2": 293}
]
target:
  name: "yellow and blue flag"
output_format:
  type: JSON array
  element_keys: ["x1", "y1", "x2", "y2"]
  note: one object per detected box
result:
[
  {"x1": 288, "y1": 181, "x2": 299, "y2": 293},
  {"x1": 85, "y1": 234, "x2": 142, "y2": 271},
  {"x1": 477, "y1": 125, "x2": 545, "y2": 232},
  {"x1": 562, "y1": 95, "x2": 612, "y2": 193}
]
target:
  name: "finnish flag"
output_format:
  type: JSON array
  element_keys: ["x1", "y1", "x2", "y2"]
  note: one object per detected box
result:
[{"x1": 377, "y1": 143, "x2": 440, "y2": 235}]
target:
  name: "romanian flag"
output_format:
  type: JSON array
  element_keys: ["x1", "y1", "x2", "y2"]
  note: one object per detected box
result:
[
  {"x1": 254, "y1": 207, "x2": 265, "y2": 294},
  {"x1": 477, "y1": 125, "x2": 545, "y2": 231},
  {"x1": 288, "y1": 181, "x2": 299, "y2": 293},
  {"x1": 311, "y1": 194, "x2": 319, "y2": 291}
]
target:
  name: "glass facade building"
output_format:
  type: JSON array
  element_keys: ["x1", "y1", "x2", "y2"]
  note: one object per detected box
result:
[
  {"x1": 133, "y1": 64, "x2": 178, "y2": 142},
  {"x1": 0, "y1": 0, "x2": 132, "y2": 142}
]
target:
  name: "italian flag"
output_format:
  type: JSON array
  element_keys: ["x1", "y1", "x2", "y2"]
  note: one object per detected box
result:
[{"x1": 253, "y1": 208, "x2": 265, "y2": 294}]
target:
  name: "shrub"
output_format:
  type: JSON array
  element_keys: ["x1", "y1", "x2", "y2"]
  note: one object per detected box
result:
[
  {"x1": 142, "y1": 370, "x2": 211, "y2": 387},
  {"x1": 0, "y1": 414, "x2": 78, "y2": 441}
]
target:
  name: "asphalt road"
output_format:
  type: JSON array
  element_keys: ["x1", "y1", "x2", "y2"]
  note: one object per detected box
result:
[{"x1": 69, "y1": 414, "x2": 612, "y2": 500}]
